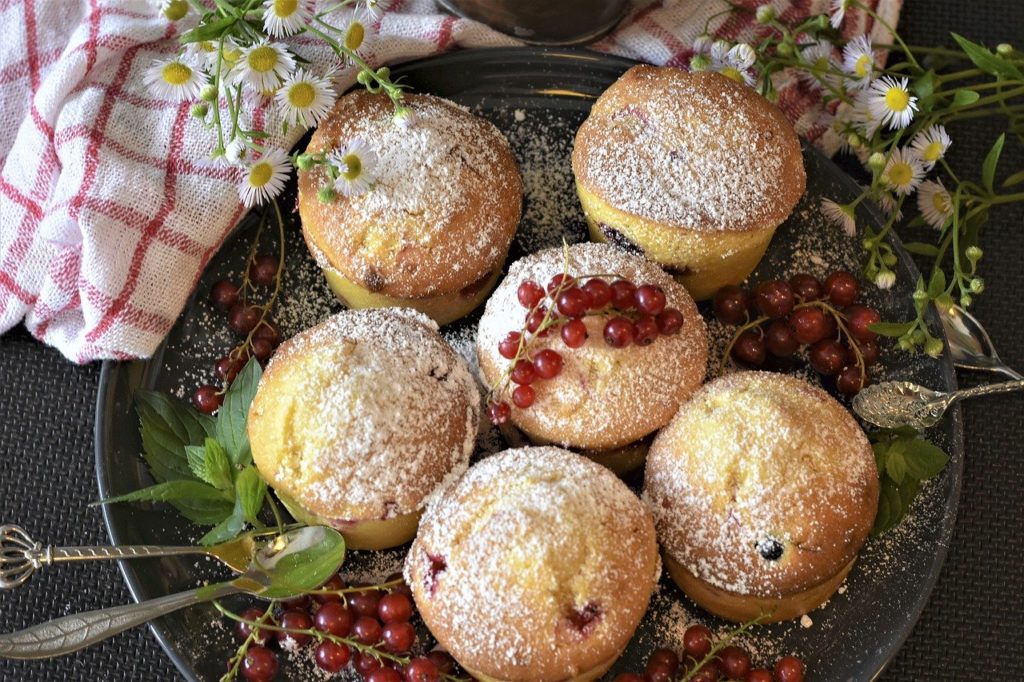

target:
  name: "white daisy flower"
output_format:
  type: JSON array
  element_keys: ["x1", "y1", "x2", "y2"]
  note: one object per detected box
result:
[
  {"x1": 143, "y1": 57, "x2": 206, "y2": 102},
  {"x1": 263, "y1": 0, "x2": 312, "y2": 37},
  {"x1": 233, "y1": 40, "x2": 295, "y2": 93},
  {"x1": 851, "y1": 88, "x2": 883, "y2": 139},
  {"x1": 883, "y1": 147, "x2": 925, "y2": 196},
  {"x1": 238, "y1": 149, "x2": 291, "y2": 207},
  {"x1": 821, "y1": 198, "x2": 857, "y2": 237},
  {"x1": 910, "y1": 125, "x2": 951, "y2": 169},
  {"x1": 830, "y1": 0, "x2": 852, "y2": 29},
  {"x1": 867, "y1": 76, "x2": 918, "y2": 130},
  {"x1": 799, "y1": 39, "x2": 837, "y2": 89},
  {"x1": 358, "y1": 0, "x2": 385, "y2": 21},
  {"x1": 276, "y1": 69, "x2": 336, "y2": 128},
  {"x1": 710, "y1": 42, "x2": 757, "y2": 87},
  {"x1": 875, "y1": 190, "x2": 904, "y2": 221},
  {"x1": 917, "y1": 180, "x2": 953, "y2": 230},
  {"x1": 328, "y1": 138, "x2": 379, "y2": 197},
  {"x1": 224, "y1": 137, "x2": 250, "y2": 165},
  {"x1": 841, "y1": 35, "x2": 876, "y2": 90},
  {"x1": 874, "y1": 269, "x2": 896, "y2": 290},
  {"x1": 693, "y1": 34, "x2": 713, "y2": 56},
  {"x1": 182, "y1": 40, "x2": 220, "y2": 71}
]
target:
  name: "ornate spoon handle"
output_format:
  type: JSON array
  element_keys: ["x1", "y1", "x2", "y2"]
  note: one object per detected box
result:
[
  {"x1": 0, "y1": 581, "x2": 241, "y2": 659},
  {"x1": 931, "y1": 378, "x2": 1024, "y2": 410}
]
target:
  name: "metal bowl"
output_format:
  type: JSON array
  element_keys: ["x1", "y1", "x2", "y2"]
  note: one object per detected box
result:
[{"x1": 435, "y1": 0, "x2": 629, "y2": 45}]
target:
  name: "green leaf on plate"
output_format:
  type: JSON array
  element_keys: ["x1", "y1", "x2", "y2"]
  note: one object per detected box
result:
[
  {"x1": 903, "y1": 439, "x2": 950, "y2": 479},
  {"x1": 200, "y1": 499, "x2": 247, "y2": 546},
  {"x1": 982, "y1": 133, "x2": 1006, "y2": 194},
  {"x1": 236, "y1": 466, "x2": 267, "y2": 524},
  {"x1": 885, "y1": 439, "x2": 908, "y2": 484},
  {"x1": 951, "y1": 33, "x2": 1024, "y2": 80},
  {"x1": 137, "y1": 391, "x2": 214, "y2": 483},
  {"x1": 867, "y1": 321, "x2": 914, "y2": 338},
  {"x1": 187, "y1": 438, "x2": 234, "y2": 491},
  {"x1": 216, "y1": 358, "x2": 262, "y2": 468},
  {"x1": 872, "y1": 478, "x2": 902, "y2": 536},
  {"x1": 95, "y1": 480, "x2": 230, "y2": 506}
]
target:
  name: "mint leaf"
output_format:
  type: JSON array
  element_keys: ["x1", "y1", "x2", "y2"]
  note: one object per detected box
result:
[
  {"x1": 137, "y1": 391, "x2": 214, "y2": 483},
  {"x1": 872, "y1": 478, "x2": 901, "y2": 536},
  {"x1": 903, "y1": 439, "x2": 949, "y2": 479},
  {"x1": 236, "y1": 466, "x2": 267, "y2": 524},
  {"x1": 951, "y1": 34, "x2": 1024, "y2": 80},
  {"x1": 200, "y1": 500, "x2": 246, "y2": 546},
  {"x1": 187, "y1": 438, "x2": 234, "y2": 490},
  {"x1": 885, "y1": 440, "x2": 908, "y2": 483},
  {"x1": 982, "y1": 133, "x2": 1005, "y2": 194},
  {"x1": 259, "y1": 528, "x2": 346, "y2": 599},
  {"x1": 216, "y1": 358, "x2": 262, "y2": 468},
  {"x1": 96, "y1": 480, "x2": 230, "y2": 506}
]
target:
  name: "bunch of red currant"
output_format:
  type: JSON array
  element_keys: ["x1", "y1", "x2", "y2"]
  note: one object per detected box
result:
[
  {"x1": 193, "y1": 252, "x2": 283, "y2": 415},
  {"x1": 613, "y1": 624, "x2": 805, "y2": 682},
  {"x1": 487, "y1": 272, "x2": 686, "y2": 425},
  {"x1": 713, "y1": 271, "x2": 882, "y2": 396},
  {"x1": 226, "y1": 573, "x2": 465, "y2": 682}
]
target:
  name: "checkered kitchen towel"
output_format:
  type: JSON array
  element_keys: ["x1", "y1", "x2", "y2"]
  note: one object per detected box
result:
[{"x1": 0, "y1": 0, "x2": 899, "y2": 363}]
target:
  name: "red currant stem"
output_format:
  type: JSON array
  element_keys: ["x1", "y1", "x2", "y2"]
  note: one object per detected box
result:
[
  {"x1": 795, "y1": 301, "x2": 867, "y2": 384},
  {"x1": 219, "y1": 600, "x2": 280, "y2": 682},
  {"x1": 213, "y1": 601, "x2": 409, "y2": 666},
  {"x1": 305, "y1": 577, "x2": 405, "y2": 604},
  {"x1": 679, "y1": 615, "x2": 768, "y2": 682},
  {"x1": 719, "y1": 314, "x2": 770, "y2": 376}
]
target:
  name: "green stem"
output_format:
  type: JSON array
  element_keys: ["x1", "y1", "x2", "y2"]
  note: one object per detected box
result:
[
  {"x1": 935, "y1": 67, "x2": 984, "y2": 84},
  {"x1": 852, "y1": 0, "x2": 921, "y2": 70}
]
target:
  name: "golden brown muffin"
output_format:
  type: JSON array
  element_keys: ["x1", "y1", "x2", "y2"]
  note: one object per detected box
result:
[
  {"x1": 405, "y1": 446, "x2": 660, "y2": 681},
  {"x1": 298, "y1": 91, "x2": 522, "y2": 325},
  {"x1": 476, "y1": 243, "x2": 707, "y2": 472},
  {"x1": 643, "y1": 371, "x2": 878, "y2": 622},
  {"x1": 572, "y1": 67, "x2": 806, "y2": 300},
  {"x1": 248, "y1": 308, "x2": 479, "y2": 550}
]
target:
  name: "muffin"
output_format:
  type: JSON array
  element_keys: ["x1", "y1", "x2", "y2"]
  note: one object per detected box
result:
[
  {"x1": 298, "y1": 91, "x2": 522, "y2": 325},
  {"x1": 476, "y1": 242, "x2": 707, "y2": 473},
  {"x1": 572, "y1": 67, "x2": 806, "y2": 300},
  {"x1": 248, "y1": 308, "x2": 479, "y2": 550},
  {"x1": 643, "y1": 372, "x2": 878, "y2": 622},
  {"x1": 406, "y1": 446, "x2": 660, "y2": 681}
]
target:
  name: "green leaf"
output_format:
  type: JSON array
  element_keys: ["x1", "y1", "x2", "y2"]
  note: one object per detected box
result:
[
  {"x1": 872, "y1": 478, "x2": 902, "y2": 536},
  {"x1": 136, "y1": 391, "x2": 214, "y2": 483},
  {"x1": 216, "y1": 358, "x2": 262, "y2": 468},
  {"x1": 235, "y1": 466, "x2": 267, "y2": 524},
  {"x1": 911, "y1": 71, "x2": 936, "y2": 99},
  {"x1": 927, "y1": 268, "x2": 947, "y2": 299},
  {"x1": 951, "y1": 33, "x2": 1024, "y2": 79},
  {"x1": 187, "y1": 438, "x2": 234, "y2": 490},
  {"x1": 96, "y1": 480, "x2": 229, "y2": 506},
  {"x1": 200, "y1": 501, "x2": 246, "y2": 546},
  {"x1": 903, "y1": 242, "x2": 941, "y2": 257},
  {"x1": 885, "y1": 440, "x2": 908, "y2": 484},
  {"x1": 950, "y1": 89, "x2": 980, "y2": 107},
  {"x1": 897, "y1": 477, "x2": 921, "y2": 512},
  {"x1": 982, "y1": 133, "x2": 1006, "y2": 194},
  {"x1": 259, "y1": 528, "x2": 346, "y2": 599},
  {"x1": 1003, "y1": 169, "x2": 1024, "y2": 187},
  {"x1": 902, "y1": 439, "x2": 950, "y2": 479},
  {"x1": 179, "y1": 15, "x2": 237, "y2": 44},
  {"x1": 872, "y1": 441, "x2": 888, "y2": 472},
  {"x1": 867, "y1": 321, "x2": 914, "y2": 338}
]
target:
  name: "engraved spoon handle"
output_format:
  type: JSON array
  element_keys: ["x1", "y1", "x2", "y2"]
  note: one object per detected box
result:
[
  {"x1": 0, "y1": 581, "x2": 241, "y2": 659},
  {"x1": 44, "y1": 545, "x2": 207, "y2": 564},
  {"x1": 936, "y1": 378, "x2": 1024, "y2": 408}
]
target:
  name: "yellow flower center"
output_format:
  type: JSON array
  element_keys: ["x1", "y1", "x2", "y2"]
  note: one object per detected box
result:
[
  {"x1": 885, "y1": 86, "x2": 910, "y2": 112},
  {"x1": 888, "y1": 161, "x2": 913, "y2": 186},
  {"x1": 288, "y1": 82, "x2": 316, "y2": 108},
  {"x1": 342, "y1": 153, "x2": 362, "y2": 180},
  {"x1": 855, "y1": 54, "x2": 872, "y2": 78},
  {"x1": 161, "y1": 61, "x2": 193, "y2": 86},
  {"x1": 932, "y1": 191, "x2": 951, "y2": 214},
  {"x1": 247, "y1": 46, "x2": 279, "y2": 74},
  {"x1": 249, "y1": 162, "x2": 273, "y2": 188},
  {"x1": 345, "y1": 21, "x2": 365, "y2": 51},
  {"x1": 273, "y1": 0, "x2": 298, "y2": 17},
  {"x1": 923, "y1": 141, "x2": 943, "y2": 161},
  {"x1": 719, "y1": 67, "x2": 744, "y2": 84},
  {"x1": 813, "y1": 56, "x2": 830, "y2": 73},
  {"x1": 163, "y1": 0, "x2": 188, "y2": 21}
]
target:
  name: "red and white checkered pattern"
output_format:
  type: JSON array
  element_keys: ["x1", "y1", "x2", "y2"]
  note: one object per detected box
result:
[{"x1": 0, "y1": 0, "x2": 899, "y2": 363}]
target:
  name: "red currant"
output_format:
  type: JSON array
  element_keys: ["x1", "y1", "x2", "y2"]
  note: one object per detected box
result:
[
  {"x1": 425, "y1": 651, "x2": 456, "y2": 674},
  {"x1": 353, "y1": 615, "x2": 383, "y2": 645},
  {"x1": 277, "y1": 609, "x2": 312, "y2": 647},
  {"x1": 498, "y1": 331, "x2": 521, "y2": 359},
  {"x1": 367, "y1": 669, "x2": 403, "y2": 682},
  {"x1": 533, "y1": 349, "x2": 563, "y2": 379},
  {"x1": 253, "y1": 319, "x2": 280, "y2": 347},
  {"x1": 547, "y1": 273, "x2": 575, "y2": 294},
  {"x1": 228, "y1": 303, "x2": 261, "y2": 336},
  {"x1": 613, "y1": 675, "x2": 645, "y2": 682},
  {"x1": 313, "y1": 601, "x2": 353, "y2": 637},
  {"x1": 689, "y1": 660, "x2": 721, "y2": 682},
  {"x1": 788, "y1": 273, "x2": 822, "y2": 302},
  {"x1": 610, "y1": 280, "x2": 638, "y2": 310},
  {"x1": 810, "y1": 339, "x2": 847, "y2": 376},
  {"x1": 377, "y1": 592, "x2": 413, "y2": 624},
  {"x1": 511, "y1": 359, "x2": 538, "y2": 385},
  {"x1": 732, "y1": 330, "x2": 766, "y2": 366},
  {"x1": 354, "y1": 651, "x2": 383, "y2": 675},
  {"x1": 849, "y1": 339, "x2": 880, "y2": 367},
  {"x1": 234, "y1": 608, "x2": 269, "y2": 644},
  {"x1": 193, "y1": 385, "x2": 222, "y2": 414},
  {"x1": 719, "y1": 645, "x2": 751, "y2": 678},
  {"x1": 488, "y1": 401, "x2": 511, "y2": 425},
  {"x1": 526, "y1": 307, "x2": 547, "y2": 334},
  {"x1": 773, "y1": 656, "x2": 805, "y2": 682},
  {"x1": 746, "y1": 669, "x2": 773, "y2": 682},
  {"x1": 512, "y1": 384, "x2": 535, "y2": 408},
  {"x1": 836, "y1": 366, "x2": 868, "y2": 395},
  {"x1": 754, "y1": 280, "x2": 796, "y2": 319},
  {"x1": 647, "y1": 648, "x2": 680, "y2": 675},
  {"x1": 518, "y1": 280, "x2": 544, "y2": 308},
  {"x1": 845, "y1": 305, "x2": 881, "y2": 342},
  {"x1": 349, "y1": 588, "x2": 382, "y2": 617},
  {"x1": 240, "y1": 645, "x2": 278, "y2": 682},
  {"x1": 788, "y1": 307, "x2": 830, "y2": 345},
  {"x1": 381, "y1": 621, "x2": 416, "y2": 653},
  {"x1": 250, "y1": 338, "x2": 273, "y2": 363},
  {"x1": 557, "y1": 287, "x2": 589, "y2": 317},
  {"x1": 682, "y1": 624, "x2": 713, "y2": 660},
  {"x1": 405, "y1": 657, "x2": 441, "y2": 682},
  {"x1": 315, "y1": 641, "x2": 351, "y2": 673},
  {"x1": 215, "y1": 356, "x2": 243, "y2": 383},
  {"x1": 824, "y1": 271, "x2": 859, "y2": 307},
  {"x1": 561, "y1": 318, "x2": 588, "y2": 348},
  {"x1": 248, "y1": 253, "x2": 278, "y2": 287},
  {"x1": 582, "y1": 278, "x2": 612, "y2": 309},
  {"x1": 765, "y1": 320, "x2": 799, "y2": 357},
  {"x1": 210, "y1": 279, "x2": 240, "y2": 312},
  {"x1": 634, "y1": 315, "x2": 660, "y2": 346},
  {"x1": 656, "y1": 308, "x2": 684, "y2": 335},
  {"x1": 643, "y1": 663, "x2": 674, "y2": 682},
  {"x1": 603, "y1": 317, "x2": 635, "y2": 348},
  {"x1": 713, "y1": 285, "x2": 751, "y2": 325},
  {"x1": 635, "y1": 284, "x2": 667, "y2": 315},
  {"x1": 313, "y1": 574, "x2": 345, "y2": 604}
]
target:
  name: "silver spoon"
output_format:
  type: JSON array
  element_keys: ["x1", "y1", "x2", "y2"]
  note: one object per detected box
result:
[
  {"x1": 0, "y1": 525, "x2": 343, "y2": 659},
  {"x1": 852, "y1": 378, "x2": 1024, "y2": 430},
  {"x1": 938, "y1": 304, "x2": 1022, "y2": 380},
  {"x1": 0, "y1": 524, "x2": 294, "y2": 589}
]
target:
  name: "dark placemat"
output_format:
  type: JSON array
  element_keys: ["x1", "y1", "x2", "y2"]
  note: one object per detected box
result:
[{"x1": 1, "y1": 1, "x2": 1022, "y2": 679}]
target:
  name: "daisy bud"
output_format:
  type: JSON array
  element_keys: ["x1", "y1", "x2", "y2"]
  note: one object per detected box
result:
[
  {"x1": 898, "y1": 337, "x2": 914, "y2": 352},
  {"x1": 965, "y1": 245, "x2": 983, "y2": 263},
  {"x1": 969, "y1": 277, "x2": 984, "y2": 294},
  {"x1": 356, "y1": 70, "x2": 372, "y2": 86},
  {"x1": 756, "y1": 4, "x2": 776, "y2": 23},
  {"x1": 814, "y1": 15, "x2": 829, "y2": 30},
  {"x1": 690, "y1": 54, "x2": 711, "y2": 71},
  {"x1": 868, "y1": 152, "x2": 886, "y2": 171},
  {"x1": 912, "y1": 288, "x2": 928, "y2": 303},
  {"x1": 911, "y1": 329, "x2": 926, "y2": 345},
  {"x1": 874, "y1": 269, "x2": 896, "y2": 290},
  {"x1": 295, "y1": 153, "x2": 315, "y2": 171},
  {"x1": 924, "y1": 337, "x2": 944, "y2": 358},
  {"x1": 345, "y1": 21, "x2": 366, "y2": 51},
  {"x1": 163, "y1": 0, "x2": 188, "y2": 21},
  {"x1": 317, "y1": 186, "x2": 337, "y2": 203},
  {"x1": 376, "y1": 66, "x2": 391, "y2": 80},
  {"x1": 848, "y1": 133, "x2": 863, "y2": 149},
  {"x1": 190, "y1": 103, "x2": 208, "y2": 119},
  {"x1": 879, "y1": 172, "x2": 890, "y2": 185},
  {"x1": 392, "y1": 105, "x2": 417, "y2": 130},
  {"x1": 997, "y1": 43, "x2": 1013, "y2": 56},
  {"x1": 959, "y1": 294, "x2": 972, "y2": 308},
  {"x1": 200, "y1": 84, "x2": 218, "y2": 102},
  {"x1": 777, "y1": 41, "x2": 794, "y2": 57},
  {"x1": 882, "y1": 252, "x2": 898, "y2": 267}
]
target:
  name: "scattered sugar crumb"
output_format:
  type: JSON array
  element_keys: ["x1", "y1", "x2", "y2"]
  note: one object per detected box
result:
[{"x1": 800, "y1": 614, "x2": 814, "y2": 628}]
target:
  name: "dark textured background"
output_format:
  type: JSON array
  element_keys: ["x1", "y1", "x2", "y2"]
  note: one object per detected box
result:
[{"x1": 1, "y1": 1, "x2": 1022, "y2": 679}]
